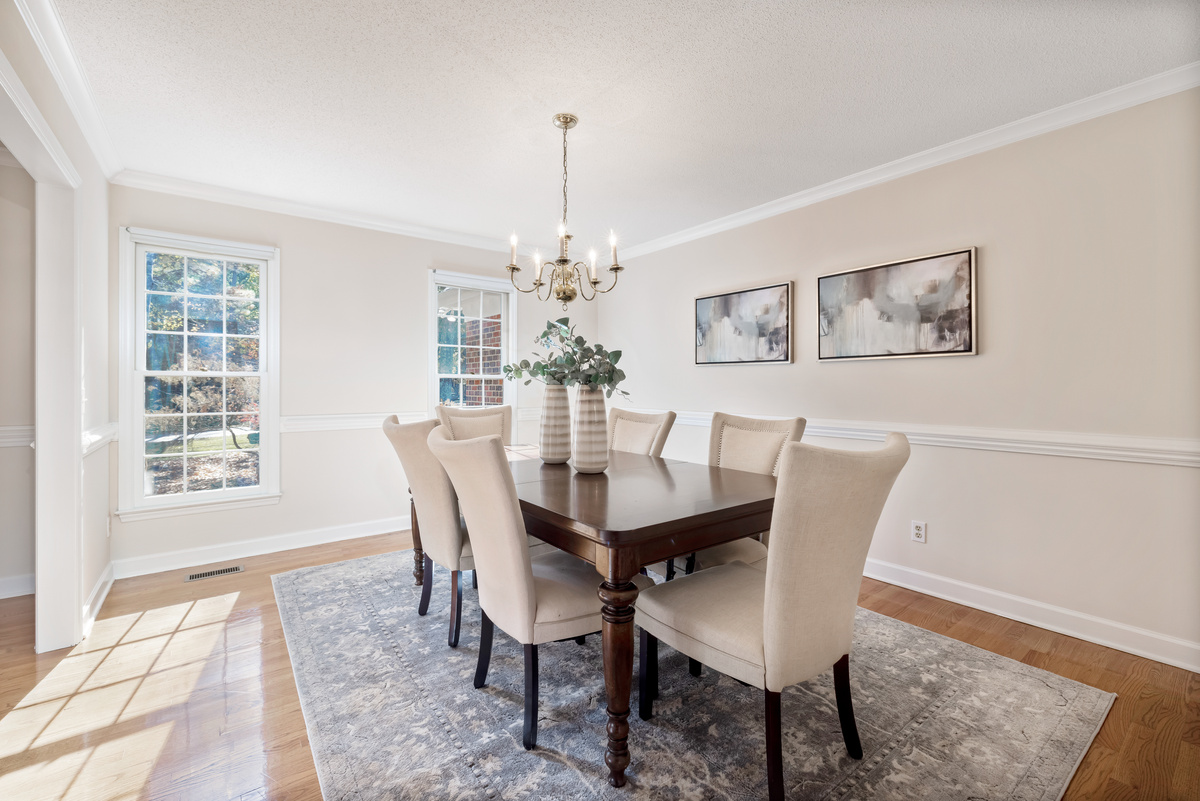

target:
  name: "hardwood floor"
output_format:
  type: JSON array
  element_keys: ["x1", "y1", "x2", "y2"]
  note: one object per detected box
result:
[{"x1": 1, "y1": 535, "x2": 1196, "y2": 800}]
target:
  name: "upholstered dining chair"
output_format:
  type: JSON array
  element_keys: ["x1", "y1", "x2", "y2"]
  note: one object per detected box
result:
[
  {"x1": 427, "y1": 428, "x2": 652, "y2": 751},
  {"x1": 687, "y1": 412, "x2": 806, "y2": 573},
  {"x1": 436, "y1": 404, "x2": 513, "y2": 444},
  {"x1": 381, "y1": 415, "x2": 550, "y2": 648},
  {"x1": 636, "y1": 434, "x2": 910, "y2": 800},
  {"x1": 608, "y1": 408, "x2": 677, "y2": 458}
]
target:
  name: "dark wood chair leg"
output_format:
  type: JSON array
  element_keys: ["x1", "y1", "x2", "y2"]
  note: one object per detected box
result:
[
  {"x1": 689, "y1": 657, "x2": 702, "y2": 677},
  {"x1": 472, "y1": 569, "x2": 478, "y2": 589},
  {"x1": 417, "y1": 555, "x2": 434, "y2": 616},
  {"x1": 639, "y1": 629, "x2": 658, "y2": 719},
  {"x1": 523, "y1": 643, "x2": 539, "y2": 750},
  {"x1": 574, "y1": 636, "x2": 586, "y2": 645},
  {"x1": 684, "y1": 553, "x2": 696, "y2": 575},
  {"x1": 448, "y1": 570, "x2": 463, "y2": 648},
  {"x1": 765, "y1": 689, "x2": 784, "y2": 801},
  {"x1": 474, "y1": 610, "x2": 493, "y2": 688},
  {"x1": 665, "y1": 559, "x2": 676, "y2": 581},
  {"x1": 833, "y1": 654, "x2": 863, "y2": 759}
]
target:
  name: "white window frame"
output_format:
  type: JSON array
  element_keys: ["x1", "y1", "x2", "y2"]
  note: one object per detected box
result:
[
  {"x1": 428, "y1": 269, "x2": 517, "y2": 415},
  {"x1": 117, "y1": 227, "x2": 281, "y2": 521}
]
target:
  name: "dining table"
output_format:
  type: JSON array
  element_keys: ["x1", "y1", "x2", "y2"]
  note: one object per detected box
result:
[{"x1": 408, "y1": 448, "x2": 778, "y2": 787}]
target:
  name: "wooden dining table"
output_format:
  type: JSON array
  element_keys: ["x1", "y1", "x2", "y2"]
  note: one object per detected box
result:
[{"x1": 408, "y1": 448, "x2": 777, "y2": 787}]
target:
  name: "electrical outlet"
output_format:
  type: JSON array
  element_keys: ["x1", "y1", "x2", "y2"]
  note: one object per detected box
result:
[{"x1": 911, "y1": 521, "x2": 927, "y2": 543}]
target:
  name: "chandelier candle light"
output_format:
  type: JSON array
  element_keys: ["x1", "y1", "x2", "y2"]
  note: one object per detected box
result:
[{"x1": 506, "y1": 113, "x2": 623, "y2": 309}]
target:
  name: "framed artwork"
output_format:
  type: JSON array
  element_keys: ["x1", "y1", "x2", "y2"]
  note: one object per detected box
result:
[
  {"x1": 695, "y1": 282, "x2": 791, "y2": 364},
  {"x1": 818, "y1": 248, "x2": 976, "y2": 361}
]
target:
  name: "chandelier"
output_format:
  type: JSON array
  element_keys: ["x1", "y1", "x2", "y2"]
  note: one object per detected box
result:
[{"x1": 506, "y1": 113, "x2": 622, "y2": 309}]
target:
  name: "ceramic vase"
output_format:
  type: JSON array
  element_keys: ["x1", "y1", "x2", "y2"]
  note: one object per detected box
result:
[
  {"x1": 571, "y1": 385, "x2": 608, "y2": 474},
  {"x1": 539, "y1": 383, "x2": 571, "y2": 464}
]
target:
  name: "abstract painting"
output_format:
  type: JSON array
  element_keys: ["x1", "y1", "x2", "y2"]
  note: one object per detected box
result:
[
  {"x1": 818, "y1": 248, "x2": 976, "y2": 360},
  {"x1": 696, "y1": 283, "x2": 790, "y2": 364}
]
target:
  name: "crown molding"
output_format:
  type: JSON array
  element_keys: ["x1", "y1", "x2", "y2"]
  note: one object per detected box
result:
[
  {"x1": 12, "y1": 0, "x2": 123, "y2": 177},
  {"x1": 111, "y1": 170, "x2": 511, "y2": 253},
  {"x1": 623, "y1": 62, "x2": 1200, "y2": 260},
  {"x1": 0, "y1": 47, "x2": 80, "y2": 187}
]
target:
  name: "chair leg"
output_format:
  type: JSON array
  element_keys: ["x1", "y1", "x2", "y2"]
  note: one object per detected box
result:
[
  {"x1": 472, "y1": 569, "x2": 478, "y2": 589},
  {"x1": 665, "y1": 558, "x2": 676, "y2": 581},
  {"x1": 765, "y1": 690, "x2": 784, "y2": 801},
  {"x1": 474, "y1": 610, "x2": 494, "y2": 688},
  {"x1": 418, "y1": 555, "x2": 434, "y2": 616},
  {"x1": 833, "y1": 654, "x2": 863, "y2": 759},
  {"x1": 523, "y1": 643, "x2": 539, "y2": 750},
  {"x1": 684, "y1": 553, "x2": 696, "y2": 575},
  {"x1": 574, "y1": 636, "x2": 586, "y2": 645},
  {"x1": 639, "y1": 629, "x2": 658, "y2": 719},
  {"x1": 448, "y1": 570, "x2": 463, "y2": 648},
  {"x1": 689, "y1": 657, "x2": 702, "y2": 677}
]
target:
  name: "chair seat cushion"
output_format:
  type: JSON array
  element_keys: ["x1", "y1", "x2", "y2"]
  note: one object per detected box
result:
[
  {"x1": 693, "y1": 537, "x2": 768, "y2": 571},
  {"x1": 530, "y1": 551, "x2": 651, "y2": 644},
  {"x1": 636, "y1": 561, "x2": 767, "y2": 689}
]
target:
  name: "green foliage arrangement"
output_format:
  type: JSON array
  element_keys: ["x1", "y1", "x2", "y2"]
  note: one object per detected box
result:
[{"x1": 503, "y1": 318, "x2": 629, "y2": 398}]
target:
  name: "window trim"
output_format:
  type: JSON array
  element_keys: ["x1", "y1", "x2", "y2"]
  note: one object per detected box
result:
[
  {"x1": 428, "y1": 269, "x2": 517, "y2": 416},
  {"x1": 117, "y1": 227, "x2": 281, "y2": 521}
]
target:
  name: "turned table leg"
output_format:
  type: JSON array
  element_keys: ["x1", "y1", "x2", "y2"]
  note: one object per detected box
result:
[
  {"x1": 409, "y1": 496, "x2": 424, "y2": 587},
  {"x1": 598, "y1": 567, "x2": 640, "y2": 787}
]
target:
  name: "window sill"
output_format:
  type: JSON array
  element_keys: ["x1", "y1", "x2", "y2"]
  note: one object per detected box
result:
[{"x1": 116, "y1": 492, "x2": 282, "y2": 523}]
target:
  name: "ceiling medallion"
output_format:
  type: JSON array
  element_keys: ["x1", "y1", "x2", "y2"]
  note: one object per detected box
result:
[{"x1": 506, "y1": 113, "x2": 622, "y2": 309}]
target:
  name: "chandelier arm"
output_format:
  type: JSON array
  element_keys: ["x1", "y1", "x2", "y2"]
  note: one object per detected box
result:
[
  {"x1": 574, "y1": 262, "x2": 598, "y2": 301},
  {"x1": 592, "y1": 268, "x2": 622, "y2": 294},
  {"x1": 507, "y1": 267, "x2": 541, "y2": 294},
  {"x1": 535, "y1": 264, "x2": 555, "y2": 302}
]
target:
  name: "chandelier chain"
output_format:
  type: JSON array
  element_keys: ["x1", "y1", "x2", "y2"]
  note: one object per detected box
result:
[{"x1": 562, "y1": 124, "x2": 569, "y2": 226}]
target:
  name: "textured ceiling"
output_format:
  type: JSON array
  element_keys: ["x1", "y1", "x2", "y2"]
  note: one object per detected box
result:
[{"x1": 55, "y1": 0, "x2": 1200, "y2": 251}]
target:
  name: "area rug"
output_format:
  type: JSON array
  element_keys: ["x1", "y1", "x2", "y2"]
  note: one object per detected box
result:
[{"x1": 272, "y1": 551, "x2": 1113, "y2": 800}]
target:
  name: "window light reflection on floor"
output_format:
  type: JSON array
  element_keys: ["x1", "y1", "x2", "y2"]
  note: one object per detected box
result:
[{"x1": 0, "y1": 593, "x2": 240, "y2": 800}]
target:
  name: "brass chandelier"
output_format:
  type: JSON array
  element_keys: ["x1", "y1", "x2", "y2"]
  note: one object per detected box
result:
[{"x1": 506, "y1": 113, "x2": 622, "y2": 309}]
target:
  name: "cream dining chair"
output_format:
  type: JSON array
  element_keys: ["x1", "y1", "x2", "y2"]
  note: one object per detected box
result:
[
  {"x1": 427, "y1": 428, "x2": 652, "y2": 751},
  {"x1": 608, "y1": 408, "x2": 677, "y2": 458},
  {"x1": 382, "y1": 415, "x2": 550, "y2": 648},
  {"x1": 436, "y1": 404, "x2": 513, "y2": 444},
  {"x1": 636, "y1": 434, "x2": 911, "y2": 801},
  {"x1": 685, "y1": 412, "x2": 805, "y2": 574}
]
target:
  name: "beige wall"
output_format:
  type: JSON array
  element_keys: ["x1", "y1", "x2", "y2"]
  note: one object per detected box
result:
[
  {"x1": 0, "y1": 159, "x2": 35, "y2": 586},
  {"x1": 0, "y1": 0, "x2": 112, "y2": 610},
  {"x1": 599, "y1": 89, "x2": 1200, "y2": 647},
  {"x1": 108, "y1": 184, "x2": 596, "y2": 564}
]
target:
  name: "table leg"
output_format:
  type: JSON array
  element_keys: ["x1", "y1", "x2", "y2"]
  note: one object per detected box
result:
[
  {"x1": 409, "y1": 497, "x2": 424, "y2": 587},
  {"x1": 598, "y1": 575, "x2": 640, "y2": 787}
]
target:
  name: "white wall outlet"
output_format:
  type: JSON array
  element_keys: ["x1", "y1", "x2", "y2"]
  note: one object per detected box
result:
[{"x1": 911, "y1": 521, "x2": 927, "y2": 543}]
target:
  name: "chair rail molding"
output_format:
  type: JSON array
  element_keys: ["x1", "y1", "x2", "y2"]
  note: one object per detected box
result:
[
  {"x1": 280, "y1": 411, "x2": 428, "y2": 434},
  {"x1": 82, "y1": 421, "x2": 118, "y2": 457},
  {"x1": 619, "y1": 408, "x2": 1200, "y2": 469},
  {"x1": 0, "y1": 425, "x2": 35, "y2": 448}
]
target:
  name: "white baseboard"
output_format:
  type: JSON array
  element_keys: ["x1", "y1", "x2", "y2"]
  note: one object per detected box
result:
[
  {"x1": 111, "y1": 514, "x2": 410, "y2": 579},
  {"x1": 0, "y1": 573, "x2": 34, "y2": 599},
  {"x1": 82, "y1": 562, "x2": 114, "y2": 638},
  {"x1": 864, "y1": 557, "x2": 1200, "y2": 673}
]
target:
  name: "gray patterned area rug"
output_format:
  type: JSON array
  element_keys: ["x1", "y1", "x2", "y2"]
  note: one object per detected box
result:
[{"x1": 272, "y1": 551, "x2": 1113, "y2": 801}]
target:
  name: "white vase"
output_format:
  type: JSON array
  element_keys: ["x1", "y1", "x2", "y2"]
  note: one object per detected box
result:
[
  {"x1": 539, "y1": 383, "x2": 571, "y2": 464},
  {"x1": 571, "y1": 385, "x2": 608, "y2": 474}
]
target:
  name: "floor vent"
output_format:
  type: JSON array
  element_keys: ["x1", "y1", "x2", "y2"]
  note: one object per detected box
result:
[{"x1": 186, "y1": 565, "x2": 244, "y2": 582}]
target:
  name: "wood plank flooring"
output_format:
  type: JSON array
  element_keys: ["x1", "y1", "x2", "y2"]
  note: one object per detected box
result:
[{"x1": 0, "y1": 535, "x2": 1196, "y2": 800}]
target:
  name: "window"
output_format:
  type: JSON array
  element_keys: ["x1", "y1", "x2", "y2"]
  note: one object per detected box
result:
[
  {"x1": 430, "y1": 270, "x2": 515, "y2": 410},
  {"x1": 118, "y1": 228, "x2": 280, "y2": 520}
]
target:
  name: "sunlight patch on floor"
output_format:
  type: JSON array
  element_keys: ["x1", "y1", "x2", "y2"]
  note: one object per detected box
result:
[{"x1": 0, "y1": 592, "x2": 239, "y2": 800}]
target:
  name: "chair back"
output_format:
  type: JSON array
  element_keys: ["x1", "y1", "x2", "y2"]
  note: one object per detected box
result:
[
  {"x1": 708, "y1": 412, "x2": 806, "y2": 476},
  {"x1": 608, "y1": 408, "x2": 677, "y2": 458},
  {"x1": 762, "y1": 434, "x2": 910, "y2": 692},
  {"x1": 427, "y1": 428, "x2": 537, "y2": 641},
  {"x1": 381, "y1": 416, "x2": 468, "y2": 571},
  {"x1": 436, "y1": 405, "x2": 513, "y2": 445}
]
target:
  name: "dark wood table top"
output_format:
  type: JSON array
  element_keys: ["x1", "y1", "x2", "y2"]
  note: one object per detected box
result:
[{"x1": 509, "y1": 450, "x2": 777, "y2": 547}]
